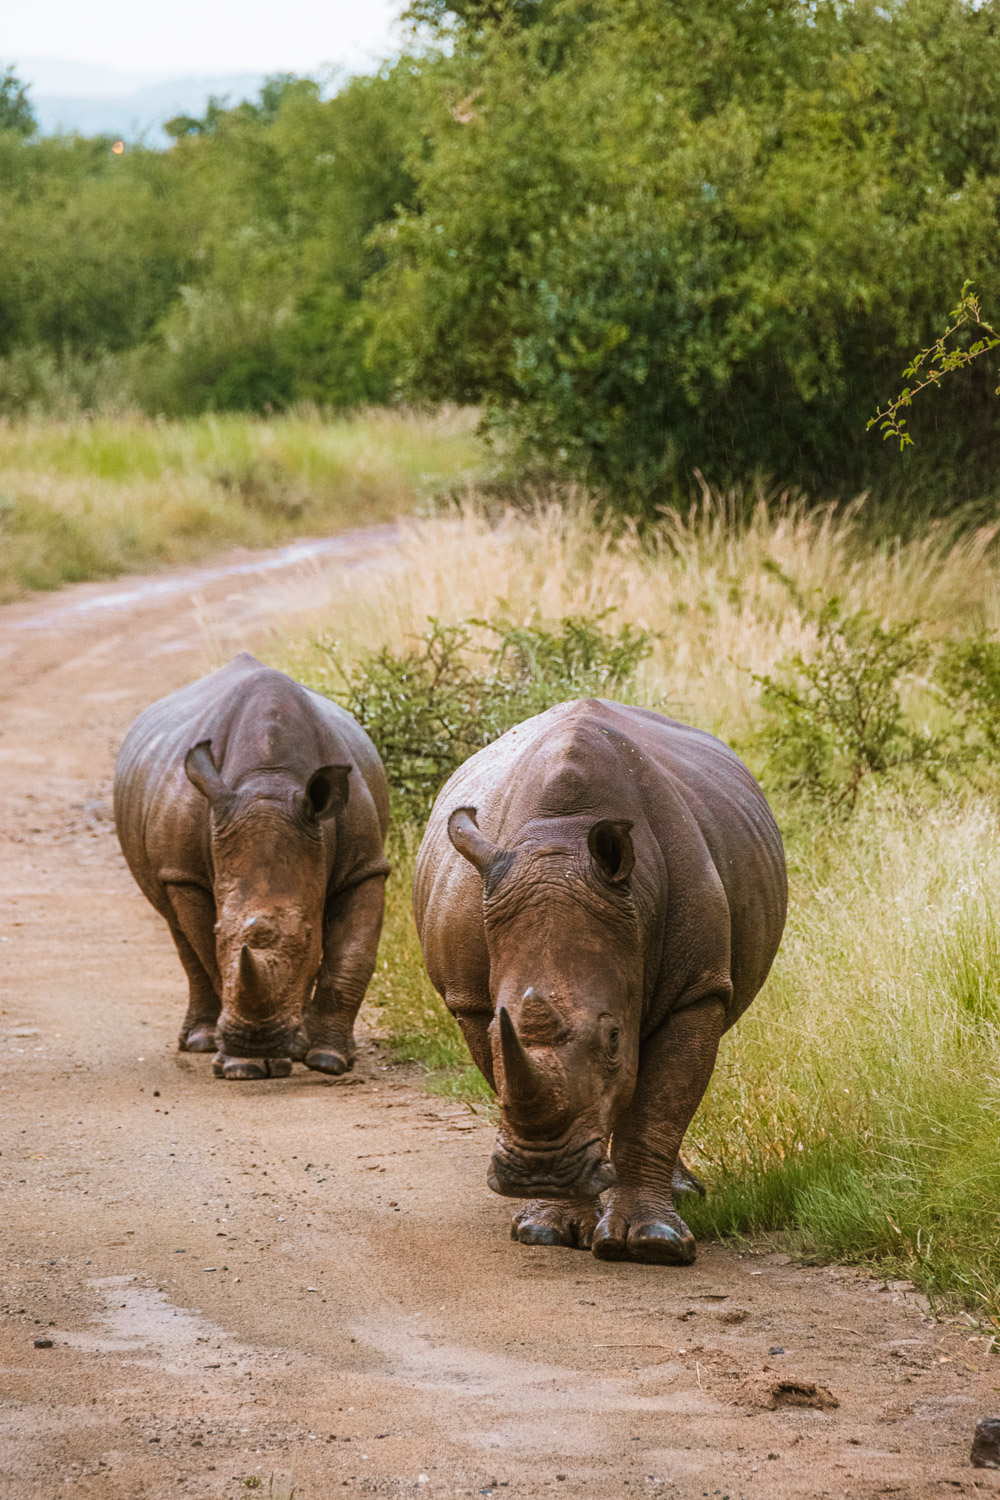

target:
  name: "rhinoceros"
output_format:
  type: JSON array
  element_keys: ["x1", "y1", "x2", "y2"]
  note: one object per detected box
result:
[
  {"x1": 413, "y1": 698, "x2": 786, "y2": 1263},
  {"x1": 114, "y1": 653, "x2": 390, "y2": 1080}
]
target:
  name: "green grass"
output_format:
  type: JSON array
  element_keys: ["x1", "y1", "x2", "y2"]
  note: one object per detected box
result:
[
  {"x1": 0, "y1": 406, "x2": 484, "y2": 601},
  {"x1": 358, "y1": 832, "x2": 495, "y2": 1106},
  {"x1": 681, "y1": 790, "x2": 1000, "y2": 1321}
]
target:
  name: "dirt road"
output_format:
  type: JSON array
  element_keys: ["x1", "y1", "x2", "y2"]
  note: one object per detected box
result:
[{"x1": 2, "y1": 532, "x2": 998, "y2": 1500}]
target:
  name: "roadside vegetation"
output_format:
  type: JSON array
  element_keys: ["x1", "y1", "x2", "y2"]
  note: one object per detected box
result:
[
  {"x1": 2, "y1": 0, "x2": 1000, "y2": 507},
  {"x1": 0, "y1": 407, "x2": 484, "y2": 601},
  {"x1": 280, "y1": 493, "x2": 1000, "y2": 1322}
]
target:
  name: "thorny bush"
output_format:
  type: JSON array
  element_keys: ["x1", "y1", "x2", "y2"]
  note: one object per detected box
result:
[
  {"x1": 755, "y1": 604, "x2": 941, "y2": 811},
  {"x1": 316, "y1": 610, "x2": 652, "y2": 823}
]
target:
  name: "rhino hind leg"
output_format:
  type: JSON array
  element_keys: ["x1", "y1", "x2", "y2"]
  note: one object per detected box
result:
[
  {"x1": 304, "y1": 1045, "x2": 355, "y2": 1076},
  {"x1": 511, "y1": 1198, "x2": 602, "y2": 1250}
]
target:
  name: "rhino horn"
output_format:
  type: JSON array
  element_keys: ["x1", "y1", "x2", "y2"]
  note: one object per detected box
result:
[
  {"x1": 239, "y1": 944, "x2": 268, "y2": 1009},
  {"x1": 498, "y1": 1005, "x2": 545, "y2": 1107},
  {"x1": 519, "y1": 986, "x2": 566, "y2": 1044}
]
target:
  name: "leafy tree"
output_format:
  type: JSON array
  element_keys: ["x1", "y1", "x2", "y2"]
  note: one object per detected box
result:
[
  {"x1": 403, "y1": 0, "x2": 548, "y2": 35},
  {"x1": 147, "y1": 65, "x2": 424, "y2": 411},
  {"x1": 377, "y1": 0, "x2": 1000, "y2": 504},
  {"x1": 0, "y1": 65, "x2": 35, "y2": 137}
]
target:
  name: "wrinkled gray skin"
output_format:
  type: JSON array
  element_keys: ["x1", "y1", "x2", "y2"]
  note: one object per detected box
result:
[
  {"x1": 413, "y1": 699, "x2": 786, "y2": 1264},
  {"x1": 114, "y1": 654, "x2": 389, "y2": 1080}
]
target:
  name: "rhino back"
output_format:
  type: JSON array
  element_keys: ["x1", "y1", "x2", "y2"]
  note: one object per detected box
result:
[
  {"x1": 414, "y1": 698, "x2": 785, "y2": 1028},
  {"x1": 114, "y1": 654, "x2": 389, "y2": 908}
]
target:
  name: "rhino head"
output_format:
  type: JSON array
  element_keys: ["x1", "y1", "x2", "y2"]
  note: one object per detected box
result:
[
  {"x1": 185, "y1": 741, "x2": 350, "y2": 1070},
  {"x1": 448, "y1": 806, "x2": 643, "y2": 1201}
]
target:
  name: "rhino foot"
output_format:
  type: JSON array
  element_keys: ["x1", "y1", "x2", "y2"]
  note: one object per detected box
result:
[
  {"x1": 592, "y1": 1197, "x2": 697, "y2": 1265},
  {"x1": 178, "y1": 1023, "x2": 219, "y2": 1053},
  {"x1": 305, "y1": 1047, "x2": 354, "y2": 1076},
  {"x1": 212, "y1": 1053, "x2": 293, "y2": 1080},
  {"x1": 511, "y1": 1199, "x2": 602, "y2": 1250}
]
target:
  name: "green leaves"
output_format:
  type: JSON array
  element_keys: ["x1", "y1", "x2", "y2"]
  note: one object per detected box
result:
[
  {"x1": 314, "y1": 610, "x2": 652, "y2": 822},
  {"x1": 868, "y1": 282, "x2": 1000, "y2": 450},
  {"x1": 755, "y1": 605, "x2": 938, "y2": 810},
  {"x1": 0, "y1": 66, "x2": 36, "y2": 138},
  {"x1": 376, "y1": 0, "x2": 1000, "y2": 503}
]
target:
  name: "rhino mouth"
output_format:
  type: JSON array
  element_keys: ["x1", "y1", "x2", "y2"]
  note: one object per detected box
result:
[
  {"x1": 217, "y1": 1014, "x2": 300, "y2": 1059},
  {"x1": 487, "y1": 1135, "x2": 616, "y2": 1200}
]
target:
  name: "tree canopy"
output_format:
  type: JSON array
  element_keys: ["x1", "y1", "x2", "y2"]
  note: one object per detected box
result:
[
  {"x1": 0, "y1": 65, "x2": 37, "y2": 137},
  {"x1": 2, "y1": 6, "x2": 999, "y2": 507}
]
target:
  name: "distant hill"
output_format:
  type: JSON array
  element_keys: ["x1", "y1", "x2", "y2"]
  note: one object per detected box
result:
[{"x1": 14, "y1": 59, "x2": 278, "y2": 144}]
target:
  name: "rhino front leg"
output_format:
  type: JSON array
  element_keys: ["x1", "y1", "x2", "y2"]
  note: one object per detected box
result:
[
  {"x1": 304, "y1": 876, "x2": 386, "y2": 1075},
  {"x1": 165, "y1": 884, "x2": 221, "y2": 1053},
  {"x1": 593, "y1": 997, "x2": 726, "y2": 1266},
  {"x1": 451, "y1": 1009, "x2": 600, "y2": 1252}
]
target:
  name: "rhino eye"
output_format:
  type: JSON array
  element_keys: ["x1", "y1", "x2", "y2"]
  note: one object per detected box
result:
[{"x1": 608, "y1": 1026, "x2": 620, "y2": 1050}]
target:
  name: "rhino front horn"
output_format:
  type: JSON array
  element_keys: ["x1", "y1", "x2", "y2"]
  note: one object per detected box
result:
[
  {"x1": 239, "y1": 944, "x2": 268, "y2": 1008},
  {"x1": 498, "y1": 1005, "x2": 544, "y2": 1107}
]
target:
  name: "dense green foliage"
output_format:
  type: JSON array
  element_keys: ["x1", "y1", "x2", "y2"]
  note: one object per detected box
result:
[
  {"x1": 756, "y1": 607, "x2": 938, "y2": 810},
  {"x1": 382, "y1": 0, "x2": 1000, "y2": 500},
  {"x1": 4, "y1": 1, "x2": 1000, "y2": 502},
  {"x1": 0, "y1": 65, "x2": 36, "y2": 136},
  {"x1": 0, "y1": 68, "x2": 423, "y2": 414}
]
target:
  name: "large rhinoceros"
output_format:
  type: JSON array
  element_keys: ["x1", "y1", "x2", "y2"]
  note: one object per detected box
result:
[
  {"x1": 413, "y1": 698, "x2": 786, "y2": 1264},
  {"x1": 114, "y1": 653, "x2": 390, "y2": 1080}
]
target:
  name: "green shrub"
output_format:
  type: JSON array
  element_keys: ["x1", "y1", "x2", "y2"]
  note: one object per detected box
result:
[
  {"x1": 755, "y1": 605, "x2": 940, "y2": 810},
  {"x1": 315, "y1": 610, "x2": 652, "y2": 822},
  {"x1": 937, "y1": 635, "x2": 1000, "y2": 761}
]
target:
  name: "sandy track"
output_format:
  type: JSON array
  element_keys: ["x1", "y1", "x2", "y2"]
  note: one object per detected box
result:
[{"x1": 1, "y1": 532, "x2": 998, "y2": 1500}]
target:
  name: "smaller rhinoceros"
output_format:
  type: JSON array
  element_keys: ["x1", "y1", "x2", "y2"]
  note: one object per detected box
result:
[
  {"x1": 114, "y1": 653, "x2": 390, "y2": 1079},
  {"x1": 413, "y1": 699, "x2": 786, "y2": 1264}
]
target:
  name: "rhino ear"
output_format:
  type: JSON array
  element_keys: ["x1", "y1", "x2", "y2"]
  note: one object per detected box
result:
[
  {"x1": 588, "y1": 819, "x2": 635, "y2": 884},
  {"x1": 184, "y1": 741, "x2": 232, "y2": 810},
  {"x1": 304, "y1": 764, "x2": 351, "y2": 822},
  {"x1": 448, "y1": 807, "x2": 513, "y2": 888}
]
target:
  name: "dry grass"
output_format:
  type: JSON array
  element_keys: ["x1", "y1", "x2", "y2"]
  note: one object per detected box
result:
[{"x1": 290, "y1": 488, "x2": 1000, "y2": 738}]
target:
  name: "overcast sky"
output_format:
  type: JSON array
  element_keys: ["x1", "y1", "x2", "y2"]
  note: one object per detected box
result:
[{"x1": 5, "y1": 0, "x2": 402, "y2": 80}]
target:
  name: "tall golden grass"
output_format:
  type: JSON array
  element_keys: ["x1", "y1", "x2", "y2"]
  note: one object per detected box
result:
[{"x1": 294, "y1": 489, "x2": 1000, "y2": 735}]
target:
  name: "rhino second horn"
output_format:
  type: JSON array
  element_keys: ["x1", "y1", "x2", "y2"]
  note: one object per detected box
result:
[
  {"x1": 520, "y1": 986, "x2": 565, "y2": 1043},
  {"x1": 498, "y1": 1005, "x2": 544, "y2": 1107}
]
